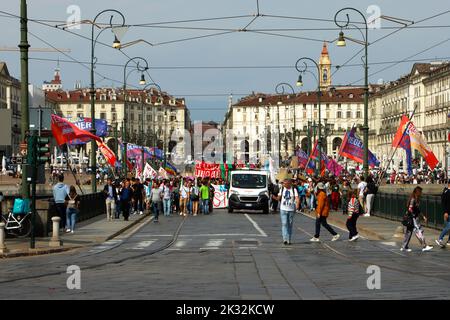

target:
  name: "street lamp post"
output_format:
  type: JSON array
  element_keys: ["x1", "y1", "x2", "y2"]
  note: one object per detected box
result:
[
  {"x1": 140, "y1": 83, "x2": 161, "y2": 180},
  {"x1": 275, "y1": 83, "x2": 296, "y2": 159},
  {"x1": 295, "y1": 57, "x2": 322, "y2": 176},
  {"x1": 334, "y1": 7, "x2": 369, "y2": 178},
  {"x1": 122, "y1": 57, "x2": 149, "y2": 178},
  {"x1": 90, "y1": 9, "x2": 125, "y2": 192}
]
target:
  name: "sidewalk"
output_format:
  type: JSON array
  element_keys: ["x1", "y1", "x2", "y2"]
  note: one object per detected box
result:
[
  {"x1": 302, "y1": 209, "x2": 443, "y2": 243},
  {"x1": 1, "y1": 212, "x2": 150, "y2": 259}
]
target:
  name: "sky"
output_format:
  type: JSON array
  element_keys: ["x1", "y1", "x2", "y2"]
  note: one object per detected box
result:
[{"x1": 1, "y1": 1, "x2": 450, "y2": 122}]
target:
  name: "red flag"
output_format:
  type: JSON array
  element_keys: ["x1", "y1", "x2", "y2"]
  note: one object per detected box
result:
[
  {"x1": 392, "y1": 115, "x2": 410, "y2": 148},
  {"x1": 96, "y1": 140, "x2": 116, "y2": 167},
  {"x1": 51, "y1": 114, "x2": 101, "y2": 146}
]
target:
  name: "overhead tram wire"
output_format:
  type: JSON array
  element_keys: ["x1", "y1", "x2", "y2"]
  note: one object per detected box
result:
[
  {"x1": 27, "y1": 31, "x2": 146, "y2": 90},
  {"x1": 331, "y1": 9, "x2": 450, "y2": 78},
  {"x1": 349, "y1": 36, "x2": 450, "y2": 85},
  {"x1": 28, "y1": 56, "x2": 450, "y2": 70}
]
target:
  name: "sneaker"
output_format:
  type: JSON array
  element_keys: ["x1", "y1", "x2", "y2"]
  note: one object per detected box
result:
[
  {"x1": 288, "y1": 241, "x2": 292, "y2": 245},
  {"x1": 401, "y1": 247, "x2": 412, "y2": 252},
  {"x1": 283, "y1": 241, "x2": 288, "y2": 245},
  {"x1": 70, "y1": 231, "x2": 74, "y2": 234},
  {"x1": 193, "y1": 214, "x2": 197, "y2": 216},
  {"x1": 331, "y1": 234, "x2": 340, "y2": 242},
  {"x1": 139, "y1": 211, "x2": 144, "y2": 215},
  {"x1": 446, "y1": 242, "x2": 450, "y2": 247},
  {"x1": 422, "y1": 245, "x2": 433, "y2": 252},
  {"x1": 435, "y1": 239, "x2": 445, "y2": 248},
  {"x1": 310, "y1": 237, "x2": 320, "y2": 242},
  {"x1": 65, "y1": 229, "x2": 71, "y2": 233},
  {"x1": 349, "y1": 235, "x2": 360, "y2": 242},
  {"x1": 363, "y1": 213, "x2": 370, "y2": 217}
]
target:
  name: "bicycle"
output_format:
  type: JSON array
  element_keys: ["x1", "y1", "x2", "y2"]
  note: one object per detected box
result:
[{"x1": 1, "y1": 199, "x2": 32, "y2": 238}]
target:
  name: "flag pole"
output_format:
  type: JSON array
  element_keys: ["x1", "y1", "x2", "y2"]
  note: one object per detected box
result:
[
  {"x1": 377, "y1": 106, "x2": 418, "y2": 186},
  {"x1": 62, "y1": 144, "x2": 84, "y2": 195}
]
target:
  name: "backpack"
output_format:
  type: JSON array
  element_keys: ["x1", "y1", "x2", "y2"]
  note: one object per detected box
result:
[{"x1": 280, "y1": 187, "x2": 297, "y2": 204}]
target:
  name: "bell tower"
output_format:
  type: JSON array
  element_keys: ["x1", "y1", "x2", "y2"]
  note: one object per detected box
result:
[{"x1": 319, "y1": 42, "x2": 331, "y2": 90}]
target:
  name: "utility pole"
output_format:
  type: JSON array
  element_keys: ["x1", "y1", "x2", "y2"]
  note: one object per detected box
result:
[{"x1": 19, "y1": 0, "x2": 30, "y2": 198}]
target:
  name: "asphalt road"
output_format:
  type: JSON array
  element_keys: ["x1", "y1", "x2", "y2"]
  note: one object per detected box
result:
[{"x1": 1, "y1": 209, "x2": 450, "y2": 300}]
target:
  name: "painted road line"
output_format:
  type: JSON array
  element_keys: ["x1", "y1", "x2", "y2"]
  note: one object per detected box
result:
[
  {"x1": 244, "y1": 214, "x2": 268, "y2": 237},
  {"x1": 200, "y1": 239, "x2": 225, "y2": 250},
  {"x1": 129, "y1": 240, "x2": 157, "y2": 250}
]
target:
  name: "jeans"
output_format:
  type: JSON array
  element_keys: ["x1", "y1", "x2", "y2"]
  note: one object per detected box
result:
[
  {"x1": 201, "y1": 199, "x2": 209, "y2": 214},
  {"x1": 346, "y1": 213, "x2": 359, "y2": 239},
  {"x1": 133, "y1": 197, "x2": 143, "y2": 213},
  {"x1": 152, "y1": 201, "x2": 161, "y2": 221},
  {"x1": 438, "y1": 220, "x2": 450, "y2": 241},
  {"x1": 55, "y1": 203, "x2": 67, "y2": 229},
  {"x1": 105, "y1": 198, "x2": 116, "y2": 220},
  {"x1": 309, "y1": 195, "x2": 316, "y2": 211},
  {"x1": 163, "y1": 198, "x2": 171, "y2": 216},
  {"x1": 280, "y1": 210, "x2": 295, "y2": 242},
  {"x1": 66, "y1": 208, "x2": 78, "y2": 231},
  {"x1": 314, "y1": 216, "x2": 337, "y2": 238}
]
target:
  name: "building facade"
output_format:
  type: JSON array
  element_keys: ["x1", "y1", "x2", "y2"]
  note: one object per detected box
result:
[
  {"x1": 0, "y1": 62, "x2": 21, "y2": 158},
  {"x1": 224, "y1": 88, "x2": 365, "y2": 165},
  {"x1": 369, "y1": 62, "x2": 450, "y2": 171},
  {"x1": 45, "y1": 87, "x2": 193, "y2": 163}
]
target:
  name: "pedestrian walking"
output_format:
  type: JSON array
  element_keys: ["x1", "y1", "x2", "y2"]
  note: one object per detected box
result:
[
  {"x1": 208, "y1": 181, "x2": 215, "y2": 213},
  {"x1": 52, "y1": 174, "x2": 69, "y2": 230},
  {"x1": 180, "y1": 180, "x2": 189, "y2": 216},
  {"x1": 310, "y1": 182, "x2": 340, "y2": 242},
  {"x1": 401, "y1": 186, "x2": 433, "y2": 252},
  {"x1": 119, "y1": 180, "x2": 132, "y2": 221},
  {"x1": 132, "y1": 178, "x2": 144, "y2": 215},
  {"x1": 65, "y1": 186, "x2": 80, "y2": 233},
  {"x1": 199, "y1": 180, "x2": 210, "y2": 215},
  {"x1": 330, "y1": 179, "x2": 340, "y2": 211},
  {"x1": 271, "y1": 180, "x2": 280, "y2": 212},
  {"x1": 190, "y1": 182, "x2": 200, "y2": 216},
  {"x1": 357, "y1": 176, "x2": 367, "y2": 216},
  {"x1": 341, "y1": 180, "x2": 350, "y2": 216},
  {"x1": 150, "y1": 181, "x2": 162, "y2": 223},
  {"x1": 346, "y1": 189, "x2": 360, "y2": 241},
  {"x1": 435, "y1": 180, "x2": 450, "y2": 248},
  {"x1": 103, "y1": 178, "x2": 117, "y2": 221},
  {"x1": 276, "y1": 178, "x2": 300, "y2": 245},
  {"x1": 364, "y1": 176, "x2": 378, "y2": 217},
  {"x1": 162, "y1": 181, "x2": 172, "y2": 216}
]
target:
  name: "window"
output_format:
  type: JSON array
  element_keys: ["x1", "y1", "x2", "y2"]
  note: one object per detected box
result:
[
  {"x1": 356, "y1": 111, "x2": 362, "y2": 118},
  {"x1": 100, "y1": 113, "x2": 106, "y2": 120},
  {"x1": 346, "y1": 111, "x2": 351, "y2": 118},
  {"x1": 77, "y1": 104, "x2": 82, "y2": 109},
  {"x1": 303, "y1": 104, "x2": 307, "y2": 110},
  {"x1": 326, "y1": 104, "x2": 330, "y2": 109},
  {"x1": 338, "y1": 103, "x2": 342, "y2": 109},
  {"x1": 337, "y1": 111, "x2": 342, "y2": 119},
  {"x1": 112, "y1": 113, "x2": 117, "y2": 121}
]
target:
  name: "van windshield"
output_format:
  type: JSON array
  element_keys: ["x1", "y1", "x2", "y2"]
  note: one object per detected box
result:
[{"x1": 232, "y1": 174, "x2": 267, "y2": 189}]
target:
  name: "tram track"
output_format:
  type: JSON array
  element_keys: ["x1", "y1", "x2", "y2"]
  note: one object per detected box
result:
[{"x1": 0, "y1": 216, "x2": 187, "y2": 285}]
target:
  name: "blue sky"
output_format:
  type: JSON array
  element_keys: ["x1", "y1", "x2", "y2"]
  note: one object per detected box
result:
[{"x1": 1, "y1": 1, "x2": 450, "y2": 121}]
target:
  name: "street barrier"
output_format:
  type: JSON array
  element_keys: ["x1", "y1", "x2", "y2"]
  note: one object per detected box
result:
[{"x1": 373, "y1": 192, "x2": 444, "y2": 230}]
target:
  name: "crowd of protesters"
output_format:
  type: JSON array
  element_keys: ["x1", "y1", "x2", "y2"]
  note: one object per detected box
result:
[{"x1": 102, "y1": 176, "x2": 219, "y2": 224}]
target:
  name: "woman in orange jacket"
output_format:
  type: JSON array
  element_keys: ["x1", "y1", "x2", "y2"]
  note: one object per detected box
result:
[{"x1": 310, "y1": 182, "x2": 340, "y2": 242}]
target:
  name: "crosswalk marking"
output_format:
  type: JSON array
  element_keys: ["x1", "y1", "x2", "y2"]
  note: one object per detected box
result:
[
  {"x1": 87, "y1": 239, "x2": 123, "y2": 254},
  {"x1": 129, "y1": 240, "x2": 156, "y2": 250},
  {"x1": 200, "y1": 239, "x2": 225, "y2": 250}
]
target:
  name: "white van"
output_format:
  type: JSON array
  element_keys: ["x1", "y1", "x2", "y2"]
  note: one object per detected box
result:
[{"x1": 228, "y1": 170, "x2": 270, "y2": 214}]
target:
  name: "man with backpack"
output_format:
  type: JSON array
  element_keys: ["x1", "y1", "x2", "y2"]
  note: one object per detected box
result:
[
  {"x1": 52, "y1": 174, "x2": 69, "y2": 230},
  {"x1": 276, "y1": 178, "x2": 300, "y2": 245}
]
